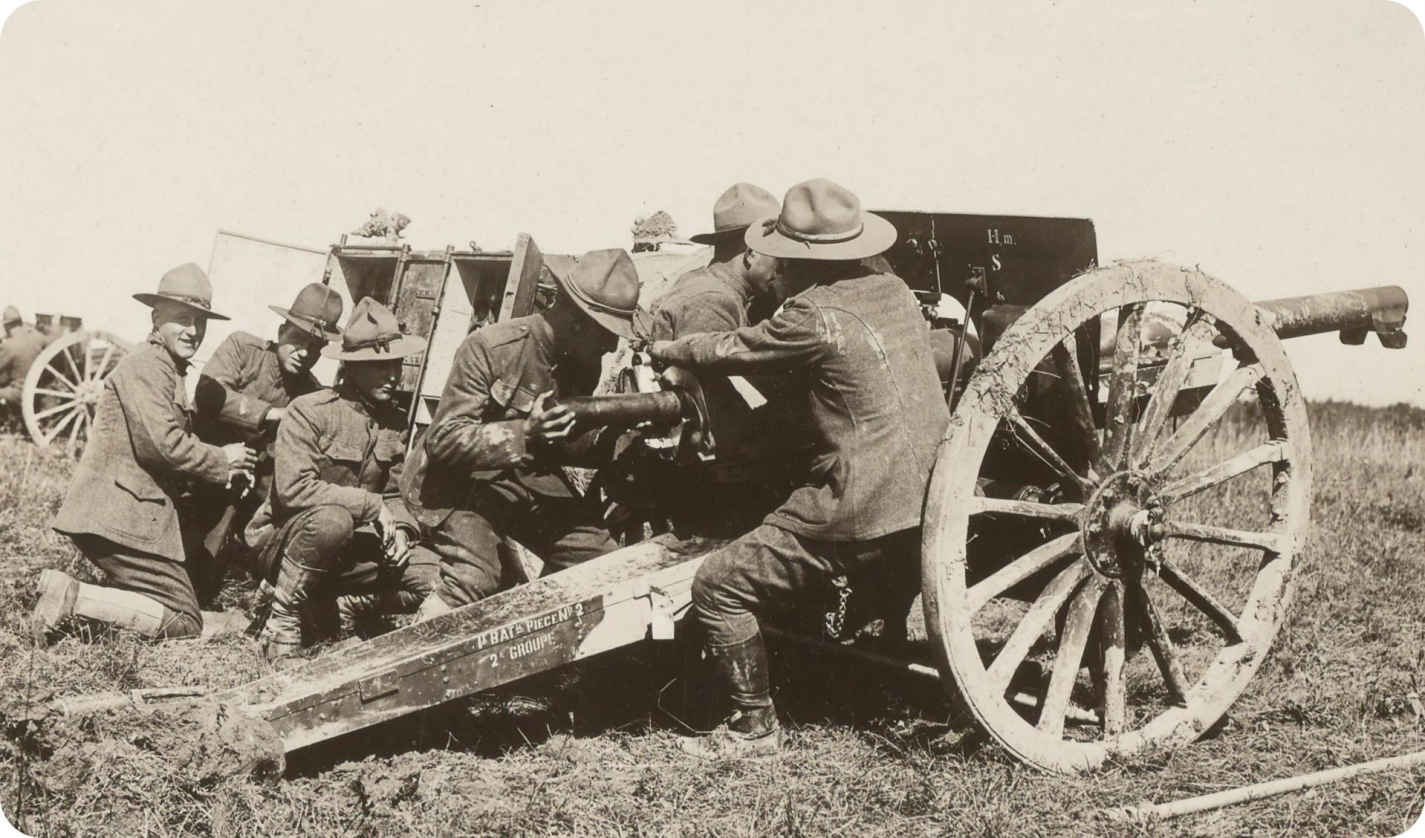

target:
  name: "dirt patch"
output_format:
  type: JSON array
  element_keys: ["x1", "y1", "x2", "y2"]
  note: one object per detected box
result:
[{"x1": 4, "y1": 696, "x2": 283, "y2": 833}]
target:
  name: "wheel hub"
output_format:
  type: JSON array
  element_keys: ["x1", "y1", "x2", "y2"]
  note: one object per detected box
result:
[{"x1": 1080, "y1": 470, "x2": 1164, "y2": 578}]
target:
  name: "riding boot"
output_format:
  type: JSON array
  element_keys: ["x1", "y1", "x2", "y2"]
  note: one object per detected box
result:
[
  {"x1": 261, "y1": 553, "x2": 326, "y2": 661},
  {"x1": 680, "y1": 632, "x2": 781, "y2": 758}
]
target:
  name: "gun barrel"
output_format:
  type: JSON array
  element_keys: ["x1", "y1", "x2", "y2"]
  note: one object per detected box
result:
[
  {"x1": 1253, "y1": 285, "x2": 1408, "y2": 343},
  {"x1": 556, "y1": 391, "x2": 686, "y2": 430}
]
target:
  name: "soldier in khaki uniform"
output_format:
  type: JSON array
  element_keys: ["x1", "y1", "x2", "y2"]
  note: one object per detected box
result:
[
  {"x1": 34, "y1": 264, "x2": 258, "y2": 641},
  {"x1": 245, "y1": 297, "x2": 434, "y2": 659},
  {"x1": 642, "y1": 182, "x2": 801, "y2": 536},
  {"x1": 0, "y1": 306, "x2": 51, "y2": 419},
  {"x1": 190, "y1": 283, "x2": 344, "y2": 594},
  {"x1": 649, "y1": 180, "x2": 951, "y2": 756},
  {"x1": 401, "y1": 249, "x2": 641, "y2": 618}
]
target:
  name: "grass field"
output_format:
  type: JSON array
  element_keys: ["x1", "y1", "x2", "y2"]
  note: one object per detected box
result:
[{"x1": 0, "y1": 400, "x2": 1422, "y2": 837}]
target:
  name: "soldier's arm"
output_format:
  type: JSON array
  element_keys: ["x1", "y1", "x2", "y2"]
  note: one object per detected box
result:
[
  {"x1": 194, "y1": 334, "x2": 276, "y2": 432},
  {"x1": 651, "y1": 296, "x2": 831, "y2": 373},
  {"x1": 377, "y1": 430, "x2": 418, "y2": 535},
  {"x1": 114, "y1": 363, "x2": 230, "y2": 485},
  {"x1": 271, "y1": 401, "x2": 384, "y2": 523},
  {"x1": 423, "y1": 337, "x2": 532, "y2": 471}
]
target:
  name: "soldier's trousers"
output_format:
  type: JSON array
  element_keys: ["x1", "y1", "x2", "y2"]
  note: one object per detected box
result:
[
  {"x1": 421, "y1": 483, "x2": 616, "y2": 608},
  {"x1": 69, "y1": 533, "x2": 203, "y2": 639},
  {"x1": 262, "y1": 505, "x2": 438, "y2": 626},
  {"x1": 690, "y1": 522, "x2": 920, "y2": 650}
]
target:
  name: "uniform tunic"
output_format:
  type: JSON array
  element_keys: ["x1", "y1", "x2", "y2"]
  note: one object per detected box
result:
[
  {"x1": 245, "y1": 384, "x2": 433, "y2": 638},
  {"x1": 194, "y1": 330, "x2": 321, "y2": 447},
  {"x1": 190, "y1": 330, "x2": 323, "y2": 581},
  {"x1": 52, "y1": 334, "x2": 230, "y2": 626},
  {"x1": 400, "y1": 314, "x2": 616, "y2": 606},
  {"x1": 654, "y1": 269, "x2": 949, "y2": 648},
  {"x1": 0, "y1": 323, "x2": 51, "y2": 406}
]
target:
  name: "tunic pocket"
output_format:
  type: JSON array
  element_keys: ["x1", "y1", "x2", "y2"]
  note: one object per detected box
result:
[{"x1": 318, "y1": 444, "x2": 364, "y2": 486}]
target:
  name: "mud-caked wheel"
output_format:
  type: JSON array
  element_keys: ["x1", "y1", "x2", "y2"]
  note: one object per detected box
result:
[
  {"x1": 921, "y1": 260, "x2": 1311, "y2": 773},
  {"x1": 22, "y1": 330, "x2": 130, "y2": 456}
]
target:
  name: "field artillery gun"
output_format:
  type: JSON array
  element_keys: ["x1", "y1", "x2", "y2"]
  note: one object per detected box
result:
[{"x1": 188, "y1": 216, "x2": 1407, "y2": 773}]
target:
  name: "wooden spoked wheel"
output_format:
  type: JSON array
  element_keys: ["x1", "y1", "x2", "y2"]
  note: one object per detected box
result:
[
  {"x1": 921, "y1": 260, "x2": 1311, "y2": 773},
  {"x1": 22, "y1": 330, "x2": 130, "y2": 456}
]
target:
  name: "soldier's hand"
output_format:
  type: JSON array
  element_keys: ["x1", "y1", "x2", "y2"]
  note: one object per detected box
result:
[
  {"x1": 376, "y1": 504, "x2": 398, "y2": 553},
  {"x1": 526, "y1": 390, "x2": 576, "y2": 442},
  {"x1": 388, "y1": 528, "x2": 412, "y2": 570},
  {"x1": 222, "y1": 443, "x2": 258, "y2": 480}
]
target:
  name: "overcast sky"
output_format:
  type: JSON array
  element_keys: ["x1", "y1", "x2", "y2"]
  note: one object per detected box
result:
[{"x1": 1, "y1": 0, "x2": 1421, "y2": 405}]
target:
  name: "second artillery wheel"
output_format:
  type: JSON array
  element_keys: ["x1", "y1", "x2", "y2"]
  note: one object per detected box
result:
[
  {"x1": 22, "y1": 330, "x2": 130, "y2": 456},
  {"x1": 921, "y1": 260, "x2": 1311, "y2": 773}
]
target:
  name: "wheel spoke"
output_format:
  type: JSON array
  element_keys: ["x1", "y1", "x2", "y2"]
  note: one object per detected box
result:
[
  {"x1": 1097, "y1": 582, "x2": 1127, "y2": 736},
  {"x1": 1005, "y1": 408, "x2": 1091, "y2": 496},
  {"x1": 967, "y1": 532, "x2": 1080, "y2": 613},
  {"x1": 33, "y1": 387, "x2": 76, "y2": 399},
  {"x1": 66, "y1": 408, "x2": 89, "y2": 457},
  {"x1": 1038, "y1": 577, "x2": 1104, "y2": 739},
  {"x1": 45, "y1": 361, "x2": 80, "y2": 391},
  {"x1": 1161, "y1": 520, "x2": 1284, "y2": 553},
  {"x1": 1157, "y1": 439, "x2": 1287, "y2": 503},
  {"x1": 1127, "y1": 581, "x2": 1190, "y2": 705},
  {"x1": 33, "y1": 399, "x2": 80, "y2": 421},
  {"x1": 986, "y1": 559, "x2": 1092, "y2": 692},
  {"x1": 1099, "y1": 303, "x2": 1145, "y2": 471},
  {"x1": 1050, "y1": 339, "x2": 1100, "y2": 465},
  {"x1": 1130, "y1": 311, "x2": 1219, "y2": 468},
  {"x1": 1159, "y1": 560, "x2": 1244, "y2": 643},
  {"x1": 59, "y1": 345, "x2": 84, "y2": 387},
  {"x1": 1149, "y1": 362, "x2": 1265, "y2": 477},
  {"x1": 968, "y1": 496, "x2": 1084, "y2": 524},
  {"x1": 89, "y1": 342, "x2": 116, "y2": 381},
  {"x1": 42, "y1": 405, "x2": 82, "y2": 446}
]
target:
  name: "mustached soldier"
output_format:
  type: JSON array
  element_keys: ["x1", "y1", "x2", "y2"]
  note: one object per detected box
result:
[
  {"x1": 189, "y1": 283, "x2": 344, "y2": 596},
  {"x1": 35, "y1": 264, "x2": 257, "y2": 641},
  {"x1": 245, "y1": 297, "x2": 435, "y2": 659}
]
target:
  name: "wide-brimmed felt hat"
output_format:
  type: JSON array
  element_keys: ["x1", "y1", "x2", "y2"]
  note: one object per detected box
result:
[
  {"x1": 322, "y1": 296, "x2": 427, "y2": 362},
  {"x1": 270, "y1": 283, "x2": 345, "y2": 340},
  {"x1": 133, "y1": 263, "x2": 231, "y2": 320},
  {"x1": 744, "y1": 178, "x2": 897, "y2": 261},
  {"x1": 554, "y1": 249, "x2": 642, "y2": 340},
  {"x1": 689, "y1": 182, "x2": 780, "y2": 245}
]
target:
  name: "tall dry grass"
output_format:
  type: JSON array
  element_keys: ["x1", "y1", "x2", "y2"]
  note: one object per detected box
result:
[{"x1": 0, "y1": 399, "x2": 1420, "y2": 836}]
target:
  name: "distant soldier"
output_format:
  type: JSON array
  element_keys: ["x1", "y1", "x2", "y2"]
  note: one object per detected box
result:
[
  {"x1": 244, "y1": 297, "x2": 434, "y2": 660},
  {"x1": 34, "y1": 264, "x2": 258, "y2": 642},
  {"x1": 0, "y1": 306, "x2": 51, "y2": 418},
  {"x1": 641, "y1": 182, "x2": 799, "y2": 536},
  {"x1": 401, "y1": 249, "x2": 641, "y2": 619},
  {"x1": 649, "y1": 180, "x2": 950, "y2": 756},
  {"x1": 189, "y1": 283, "x2": 344, "y2": 596}
]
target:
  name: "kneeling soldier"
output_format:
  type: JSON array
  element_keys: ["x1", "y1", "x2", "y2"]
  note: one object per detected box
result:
[
  {"x1": 402, "y1": 249, "x2": 641, "y2": 618},
  {"x1": 190, "y1": 282, "x2": 343, "y2": 597},
  {"x1": 35, "y1": 264, "x2": 257, "y2": 641},
  {"x1": 245, "y1": 297, "x2": 435, "y2": 659}
]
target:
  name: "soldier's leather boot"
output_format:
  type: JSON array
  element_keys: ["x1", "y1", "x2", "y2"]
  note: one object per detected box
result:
[
  {"x1": 261, "y1": 598, "x2": 304, "y2": 662},
  {"x1": 680, "y1": 633, "x2": 782, "y2": 759},
  {"x1": 30, "y1": 569, "x2": 79, "y2": 646}
]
